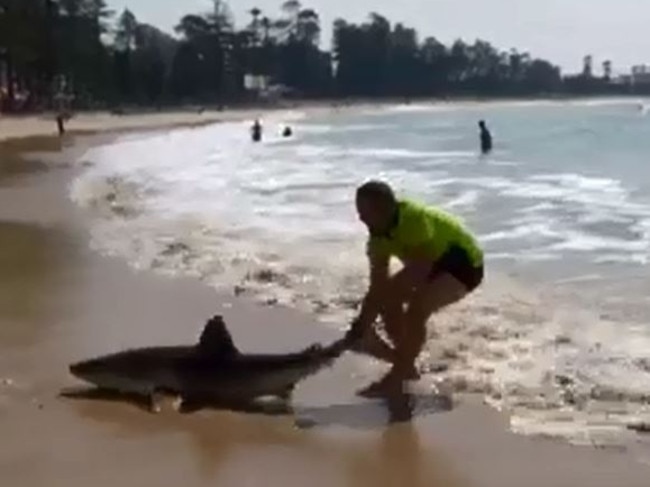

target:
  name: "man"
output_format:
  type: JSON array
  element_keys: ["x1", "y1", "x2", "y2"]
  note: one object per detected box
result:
[
  {"x1": 478, "y1": 120, "x2": 493, "y2": 154},
  {"x1": 348, "y1": 181, "x2": 484, "y2": 396}
]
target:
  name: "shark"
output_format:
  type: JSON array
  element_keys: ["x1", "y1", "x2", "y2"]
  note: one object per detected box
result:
[{"x1": 67, "y1": 314, "x2": 356, "y2": 413}]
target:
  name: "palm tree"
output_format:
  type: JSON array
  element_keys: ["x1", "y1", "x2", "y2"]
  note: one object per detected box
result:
[
  {"x1": 115, "y1": 9, "x2": 138, "y2": 51},
  {"x1": 261, "y1": 16, "x2": 271, "y2": 43},
  {"x1": 296, "y1": 9, "x2": 320, "y2": 45},
  {"x1": 281, "y1": 0, "x2": 301, "y2": 21},
  {"x1": 248, "y1": 7, "x2": 261, "y2": 44},
  {"x1": 602, "y1": 60, "x2": 612, "y2": 80},
  {"x1": 582, "y1": 54, "x2": 593, "y2": 78}
]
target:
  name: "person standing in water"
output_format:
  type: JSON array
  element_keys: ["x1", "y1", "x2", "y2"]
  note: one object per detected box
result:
[
  {"x1": 251, "y1": 119, "x2": 262, "y2": 142},
  {"x1": 347, "y1": 180, "x2": 484, "y2": 395},
  {"x1": 478, "y1": 120, "x2": 493, "y2": 154}
]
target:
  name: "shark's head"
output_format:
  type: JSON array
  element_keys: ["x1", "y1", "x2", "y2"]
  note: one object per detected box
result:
[
  {"x1": 68, "y1": 314, "x2": 237, "y2": 393},
  {"x1": 69, "y1": 354, "x2": 134, "y2": 390},
  {"x1": 68, "y1": 347, "x2": 181, "y2": 394},
  {"x1": 69, "y1": 357, "x2": 102, "y2": 383}
]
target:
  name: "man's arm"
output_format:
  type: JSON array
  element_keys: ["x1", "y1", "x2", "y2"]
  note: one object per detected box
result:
[
  {"x1": 348, "y1": 252, "x2": 389, "y2": 339},
  {"x1": 352, "y1": 246, "x2": 430, "y2": 338}
]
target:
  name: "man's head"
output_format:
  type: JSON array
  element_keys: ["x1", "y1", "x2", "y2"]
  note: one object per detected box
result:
[
  {"x1": 355, "y1": 180, "x2": 398, "y2": 235},
  {"x1": 478, "y1": 120, "x2": 486, "y2": 129}
]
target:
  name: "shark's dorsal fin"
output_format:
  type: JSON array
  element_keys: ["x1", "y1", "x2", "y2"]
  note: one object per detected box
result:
[{"x1": 198, "y1": 315, "x2": 239, "y2": 358}]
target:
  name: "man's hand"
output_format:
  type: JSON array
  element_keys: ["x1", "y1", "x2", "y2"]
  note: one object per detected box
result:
[
  {"x1": 344, "y1": 316, "x2": 366, "y2": 344},
  {"x1": 344, "y1": 251, "x2": 387, "y2": 346}
]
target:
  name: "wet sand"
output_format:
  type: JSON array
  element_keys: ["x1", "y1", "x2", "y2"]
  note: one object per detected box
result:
[{"x1": 1, "y1": 127, "x2": 650, "y2": 486}]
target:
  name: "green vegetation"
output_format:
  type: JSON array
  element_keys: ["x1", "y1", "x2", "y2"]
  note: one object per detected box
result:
[{"x1": 0, "y1": 0, "x2": 633, "y2": 112}]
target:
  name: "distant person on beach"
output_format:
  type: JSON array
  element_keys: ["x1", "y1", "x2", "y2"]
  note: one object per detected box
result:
[
  {"x1": 54, "y1": 86, "x2": 69, "y2": 136},
  {"x1": 282, "y1": 126, "x2": 293, "y2": 138},
  {"x1": 56, "y1": 113, "x2": 66, "y2": 136},
  {"x1": 251, "y1": 119, "x2": 262, "y2": 142},
  {"x1": 348, "y1": 180, "x2": 484, "y2": 396},
  {"x1": 478, "y1": 120, "x2": 493, "y2": 154}
]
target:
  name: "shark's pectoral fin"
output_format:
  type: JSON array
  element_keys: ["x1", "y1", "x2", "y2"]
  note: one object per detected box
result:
[
  {"x1": 178, "y1": 397, "x2": 207, "y2": 414},
  {"x1": 149, "y1": 390, "x2": 183, "y2": 414},
  {"x1": 171, "y1": 395, "x2": 184, "y2": 412},
  {"x1": 255, "y1": 396, "x2": 294, "y2": 415},
  {"x1": 197, "y1": 315, "x2": 239, "y2": 358},
  {"x1": 267, "y1": 401, "x2": 293, "y2": 416},
  {"x1": 149, "y1": 391, "x2": 165, "y2": 414},
  {"x1": 277, "y1": 386, "x2": 294, "y2": 401}
]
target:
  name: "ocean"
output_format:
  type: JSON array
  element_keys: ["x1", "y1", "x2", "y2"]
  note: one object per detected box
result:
[{"x1": 70, "y1": 99, "x2": 650, "y2": 447}]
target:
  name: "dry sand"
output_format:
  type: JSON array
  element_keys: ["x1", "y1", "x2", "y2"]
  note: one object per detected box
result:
[
  {"x1": 1, "y1": 115, "x2": 649, "y2": 486},
  {"x1": 0, "y1": 110, "x2": 257, "y2": 142}
]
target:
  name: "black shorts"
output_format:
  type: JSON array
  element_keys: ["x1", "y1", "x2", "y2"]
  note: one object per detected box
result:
[{"x1": 429, "y1": 245, "x2": 483, "y2": 292}]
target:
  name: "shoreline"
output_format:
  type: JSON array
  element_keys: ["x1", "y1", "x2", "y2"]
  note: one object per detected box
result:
[
  {"x1": 2, "y1": 94, "x2": 646, "y2": 142},
  {"x1": 0, "y1": 108, "x2": 257, "y2": 143},
  {"x1": 1, "y1": 115, "x2": 650, "y2": 486}
]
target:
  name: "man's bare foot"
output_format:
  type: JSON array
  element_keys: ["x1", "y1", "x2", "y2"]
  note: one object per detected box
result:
[
  {"x1": 357, "y1": 367, "x2": 418, "y2": 398},
  {"x1": 357, "y1": 375, "x2": 403, "y2": 398}
]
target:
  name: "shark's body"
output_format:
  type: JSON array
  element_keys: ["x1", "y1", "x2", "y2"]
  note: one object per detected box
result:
[{"x1": 69, "y1": 315, "x2": 353, "y2": 412}]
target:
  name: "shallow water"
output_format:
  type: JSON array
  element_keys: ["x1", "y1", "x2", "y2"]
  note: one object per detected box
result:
[{"x1": 70, "y1": 100, "x2": 650, "y2": 447}]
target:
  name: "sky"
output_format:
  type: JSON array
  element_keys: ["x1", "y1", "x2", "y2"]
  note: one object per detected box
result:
[{"x1": 109, "y1": 0, "x2": 650, "y2": 74}]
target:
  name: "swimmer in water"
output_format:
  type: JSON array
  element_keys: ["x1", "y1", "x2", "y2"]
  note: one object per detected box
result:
[
  {"x1": 347, "y1": 180, "x2": 484, "y2": 395},
  {"x1": 478, "y1": 120, "x2": 493, "y2": 154},
  {"x1": 251, "y1": 119, "x2": 262, "y2": 142}
]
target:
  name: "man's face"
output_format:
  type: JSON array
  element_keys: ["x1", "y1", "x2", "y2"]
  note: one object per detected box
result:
[{"x1": 356, "y1": 196, "x2": 391, "y2": 235}]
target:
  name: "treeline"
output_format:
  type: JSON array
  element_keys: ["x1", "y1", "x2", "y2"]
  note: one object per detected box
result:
[{"x1": 0, "y1": 0, "x2": 636, "y2": 112}]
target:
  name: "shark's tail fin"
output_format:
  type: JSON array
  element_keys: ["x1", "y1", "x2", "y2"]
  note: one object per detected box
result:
[{"x1": 313, "y1": 331, "x2": 357, "y2": 362}]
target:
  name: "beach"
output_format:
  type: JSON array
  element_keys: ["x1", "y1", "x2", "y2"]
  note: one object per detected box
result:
[{"x1": 1, "y1": 108, "x2": 650, "y2": 486}]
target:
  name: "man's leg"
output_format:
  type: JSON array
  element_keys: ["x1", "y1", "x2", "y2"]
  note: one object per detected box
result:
[
  {"x1": 362, "y1": 273, "x2": 468, "y2": 395},
  {"x1": 394, "y1": 273, "x2": 467, "y2": 377}
]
